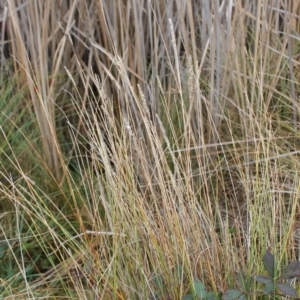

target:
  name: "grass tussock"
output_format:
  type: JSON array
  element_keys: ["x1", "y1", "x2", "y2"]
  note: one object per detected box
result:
[{"x1": 1, "y1": 0, "x2": 300, "y2": 299}]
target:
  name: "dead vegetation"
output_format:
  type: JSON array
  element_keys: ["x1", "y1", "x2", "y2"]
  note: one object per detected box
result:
[{"x1": 0, "y1": 0, "x2": 300, "y2": 299}]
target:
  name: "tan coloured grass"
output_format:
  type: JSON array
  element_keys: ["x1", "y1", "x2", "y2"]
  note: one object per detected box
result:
[{"x1": 0, "y1": 0, "x2": 300, "y2": 299}]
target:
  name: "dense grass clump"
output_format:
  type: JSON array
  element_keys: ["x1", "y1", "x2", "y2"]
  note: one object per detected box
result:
[{"x1": 1, "y1": 0, "x2": 300, "y2": 299}]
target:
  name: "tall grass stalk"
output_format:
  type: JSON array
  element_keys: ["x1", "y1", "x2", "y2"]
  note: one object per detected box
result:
[{"x1": 1, "y1": 0, "x2": 300, "y2": 299}]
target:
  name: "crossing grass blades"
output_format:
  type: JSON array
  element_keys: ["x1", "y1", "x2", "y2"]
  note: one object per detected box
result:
[{"x1": 161, "y1": 250, "x2": 300, "y2": 300}]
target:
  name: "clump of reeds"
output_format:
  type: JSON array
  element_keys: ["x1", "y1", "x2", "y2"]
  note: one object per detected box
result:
[{"x1": 0, "y1": 0, "x2": 300, "y2": 299}]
